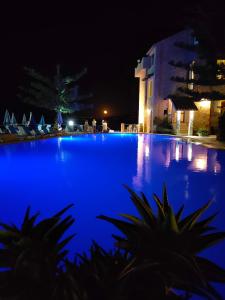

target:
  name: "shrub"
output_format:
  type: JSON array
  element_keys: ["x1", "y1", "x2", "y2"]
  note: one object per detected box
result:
[
  {"x1": 154, "y1": 117, "x2": 174, "y2": 134},
  {"x1": 197, "y1": 128, "x2": 209, "y2": 136}
]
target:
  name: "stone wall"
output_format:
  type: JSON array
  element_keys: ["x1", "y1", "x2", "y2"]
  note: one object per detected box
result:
[
  {"x1": 193, "y1": 102, "x2": 211, "y2": 131},
  {"x1": 210, "y1": 100, "x2": 222, "y2": 131}
]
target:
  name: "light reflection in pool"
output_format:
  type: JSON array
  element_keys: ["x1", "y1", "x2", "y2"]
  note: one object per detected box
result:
[{"x1": 0, "y1": 133, "x2": 224, "y2": 298}]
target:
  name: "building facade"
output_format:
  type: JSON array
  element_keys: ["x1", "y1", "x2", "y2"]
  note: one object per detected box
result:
[{"x1": 135, "y1": 30, "x2": 224, "y2": 135}]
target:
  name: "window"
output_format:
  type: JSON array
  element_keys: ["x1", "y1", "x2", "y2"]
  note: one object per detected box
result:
[
  {"x1": 217, "y1": 60, "x2": 225, "y2": 80},
  {"x1": 188, "y1": 67, "x2": 194, "y2": 90},
  {"x1": 217, "y1": 59, "x2": 225, "y2": 65},
  {"x1": 180, "y1": 111, "x2": 185, "y2": 122},
  {"x1": 148, "y1": 80, "x2": 153, "y2": 97}
]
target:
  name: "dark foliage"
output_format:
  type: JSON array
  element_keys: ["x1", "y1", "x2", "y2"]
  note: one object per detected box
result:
[
  {"x1": 169, "y1": 6, "x2": 225, "y2": 103},
  {"x1": 98, "y1": 185, "x2": 225, "y2": 299},
  {"x1": 0, "y1": 186, "x2": 224, "y2": 299},
  {"x1": 0, "y1": 204, "x2": 81, "y2": 300},
  {"x1": 217, "y1": 112, "x2": 225, "y2": 141},
  {"x1": 154, "y1": 117, "x2": 174, "y2": 134},
  {"x1": 18, "y1": 65, "x2": 92, "y2": 114}
]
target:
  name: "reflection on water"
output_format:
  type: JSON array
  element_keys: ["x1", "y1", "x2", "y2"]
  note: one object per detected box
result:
[
  {"x1": 133, "y1": 135, "x2": 222, "y2": 191},
  {"x1": 0, "y1": 133, "x2": 225, "y2": 297}
]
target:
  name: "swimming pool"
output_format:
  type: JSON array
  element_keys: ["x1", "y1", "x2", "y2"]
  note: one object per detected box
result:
[{"x1": 0, "y1": 134, "x2": 224, "y2": 282}]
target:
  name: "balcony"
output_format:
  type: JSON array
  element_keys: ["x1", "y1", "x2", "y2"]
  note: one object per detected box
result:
[{"x1": 135, "y1": 56, "x2": 152, "y2": 78}]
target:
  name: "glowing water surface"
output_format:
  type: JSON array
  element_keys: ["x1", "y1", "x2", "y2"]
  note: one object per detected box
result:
[{"x1": 0, "y1": 134, "x2": 224, "y2": 297}]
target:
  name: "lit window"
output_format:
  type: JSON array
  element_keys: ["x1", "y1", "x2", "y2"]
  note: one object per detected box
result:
[
  {"x1": 148, "y1": 80, "x2": 153, "y2": 97},
  {"x1": 180, "y1": 111, "x2": 185, "y2": 122},
  {"x1": 217, "y1": 60, "x2": 225, "y2": 80},
  {"x1": 188, "y1": 68, "x2": 194, "y2": 90},
  {"x1": 217, "y1": 59, "x2": 225, "y2": 65}
]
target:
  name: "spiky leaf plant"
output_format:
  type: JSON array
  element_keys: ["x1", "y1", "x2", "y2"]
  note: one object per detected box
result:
[
  {"x1": 64, "y1": 242, "x2": 186, "y2": 300},
  {"x1": 98, "y1": 185, "x2": 225, "y2": 300},
  {"x1": 0, "y1": 204, "x2": 80, "y2": 300},
  {"x1": 74, "y1": 242, "x2": 130, "y2": 300}
]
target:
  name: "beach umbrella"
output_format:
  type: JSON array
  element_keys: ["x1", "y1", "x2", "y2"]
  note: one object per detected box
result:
[
  {"x1": 57, "y1": 111, "x2": 63, "y2": 126},
  {"x1": 28, "y1": 112, "x2": 36, "y2": 126},
  {"x1": 3, "y1": 109, "x2": 11, "y2": 126},
  {"x1": 39, "y1": 115, "x2": 45, "y2": 126},
  {"x1": 22, "y1": 113, "x2": 27, "y2": 125},
  {"x1": 10, "y1": 113, "x2": 17, "y2": 126}
]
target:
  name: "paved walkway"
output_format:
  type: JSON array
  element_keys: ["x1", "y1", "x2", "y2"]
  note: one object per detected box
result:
[{"x1": 181, "y1": 135, "x2": 225, "y2": 150}]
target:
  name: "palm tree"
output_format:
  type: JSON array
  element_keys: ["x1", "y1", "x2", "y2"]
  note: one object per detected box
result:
[{"x1": 98, "y1": 185, "x2": 225, "y2": 299}]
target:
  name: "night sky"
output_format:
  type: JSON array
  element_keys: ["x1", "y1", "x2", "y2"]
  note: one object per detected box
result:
[{"x1": 0, "y1": 0, "x2": 223, "y2": 123}]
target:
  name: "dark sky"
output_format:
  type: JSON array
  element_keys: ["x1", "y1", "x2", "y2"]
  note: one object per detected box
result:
[{"x1": 0, "y1": 0, "x2": 221, "y2": 122}]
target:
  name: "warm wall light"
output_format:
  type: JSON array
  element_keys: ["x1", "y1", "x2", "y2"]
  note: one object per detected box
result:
[
  {"x1": 103, "y1": 110, "x2": 108, "y2": 115},
  {"x1": 147, "y1": 108, "x2": 151, "y2": 115},
  {"x1": 200, "y1": 99, "x2": 210, "y2": 109}
]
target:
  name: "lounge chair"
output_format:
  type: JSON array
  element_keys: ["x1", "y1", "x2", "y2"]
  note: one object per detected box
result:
[
  {"x1": 41, "y1": 126, "x2": 49, "y2": 134},
  {"x1": 31, "y1": 126, "x2": 42, "y2": 136},
  {"x1": 1, "y1": 126, "x2": 10, "y2": 134},
  {"x1": 7, "y1": 126, "x2": 19, "y2": 135},
  {"x1": 20, "y1": 126, "x2": 33, "y2": 136}
]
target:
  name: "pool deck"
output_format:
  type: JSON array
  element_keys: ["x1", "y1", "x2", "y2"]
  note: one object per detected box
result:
[
  {"x1": 1, "y1": 132, "x2": 225, "y2": 150},
  {"x1": 180, "y1": 135, "x2": 225, "y2": 150},
  {"x1": 0, "y1": 132, "x2": 82, "y2": 145}
]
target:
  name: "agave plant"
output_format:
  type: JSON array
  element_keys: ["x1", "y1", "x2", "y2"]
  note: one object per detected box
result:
[
  {"x1": 72, "y1": 241, "x2": 130, "y2": 300},
  {"x1": 98, "y1": 185, "x2": 225, "y2": 299},
  {"x1": 0, "y1": 204, "x2": 80, "y2": 300}
]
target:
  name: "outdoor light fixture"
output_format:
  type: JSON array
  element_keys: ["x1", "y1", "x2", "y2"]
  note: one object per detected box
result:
[
  {"x1": 103, "y1": 110, "x2": 108, "y2": 115},
  {"x1": 68, "y1": 120, "x2": 74, "y2": 126},
  {"x1": 200, "y1": 98, "x2": 210, "y2": 109}
]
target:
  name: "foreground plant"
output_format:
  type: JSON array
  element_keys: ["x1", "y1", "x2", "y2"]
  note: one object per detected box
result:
[
  {"x1": 0, "y1": 204, "x2": 80, "y2": 300},
  {"x1": 98, "y1": 185, "x2": 225, "y2": 299},
  {"x1": 65, "y1": 242, "x2": 130, "y2": 300}
]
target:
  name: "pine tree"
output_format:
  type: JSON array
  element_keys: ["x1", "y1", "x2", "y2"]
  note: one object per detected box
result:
[
  {"x1": 19, "y1": 65, "x2": 92, "y2": 114},
  {"x1": 168, "y1": 6, "x2": 225, "y2": 103}
]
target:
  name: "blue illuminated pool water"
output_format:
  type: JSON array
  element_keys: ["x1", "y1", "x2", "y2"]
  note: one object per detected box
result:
[{"x1": 0, "y1": 134, "x2": 225, "y2": 296}]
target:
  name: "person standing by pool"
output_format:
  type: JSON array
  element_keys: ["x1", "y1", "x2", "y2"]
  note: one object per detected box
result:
[
  {"x1": 84, "y1": 120, "x2": 89, "y2": 132},
  {"x1": 102, "y1": 120, "x2": 108, "y2": 132},
  {"x1": 92, "y1": 118, "x2": 97, "y2": 133}
]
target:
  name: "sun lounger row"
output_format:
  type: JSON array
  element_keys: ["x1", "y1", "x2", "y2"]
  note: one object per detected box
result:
[{"x1": 0, "y1": 125, "x2": 54, "y2": 137}]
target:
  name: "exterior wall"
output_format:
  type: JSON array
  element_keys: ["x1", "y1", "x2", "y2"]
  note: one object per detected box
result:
[
  {"x1": 138, "y1": 78, "x2": 146, "y2": 125},
  {"x1": 135, "y1": 30, "x2": 223, "y2": 135},
  {"x1": 210, "y1": 100, "x2": 222, "y2": 131},
  {"x1": 153, "y1": 30, "x2": 196, "y2": 103},
  {"x1": 135, "y1": 30, "x2": 197, "y2": 133},
  {"x1": 193, "y1": 101, "x2": 211, "y2": 131},
  {"x1": 193, "y1": 100, "x2": 221, "y2": 133},
  {"x1": 172, "y1": 110, "x2": 190, "y2": 134}
]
